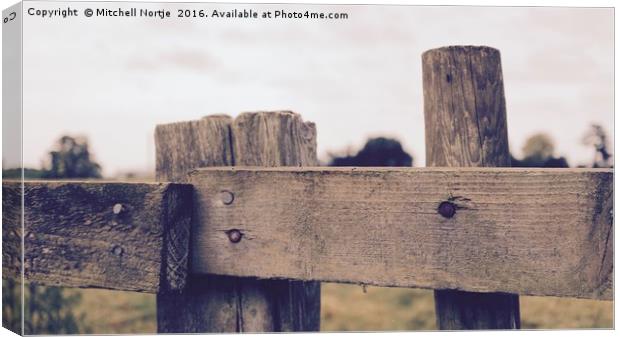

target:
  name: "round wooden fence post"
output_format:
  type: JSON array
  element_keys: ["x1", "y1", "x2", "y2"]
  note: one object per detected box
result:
[
  {"x1": 422, "y1": 46, "x2": 521, "y2": 329},
  {"x1": 154, "y1": 112, "x2": 320, "y2": 332}
]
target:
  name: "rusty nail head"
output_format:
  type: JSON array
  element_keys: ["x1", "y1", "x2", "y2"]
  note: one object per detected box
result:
[
  {"x1": 227, "y1": 229, "x2": 242, "y2": 243},
  {"x1": 113, "y1": 203, "x2": 124, "y2": 215},
  {"x1": 221, "y1": 191, "x2": 234, "y2": 205},
  {"x1": 438, "y1": 201, "x2": 456, "y2": 218}
]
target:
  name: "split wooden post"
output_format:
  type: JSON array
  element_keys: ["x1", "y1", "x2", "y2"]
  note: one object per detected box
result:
[
  {"x1": 154, "y1": 112, "x2": 320, "y2": 332},
  {"x1": 422, "y1": 46, "x2": 521, "y2": 329}
]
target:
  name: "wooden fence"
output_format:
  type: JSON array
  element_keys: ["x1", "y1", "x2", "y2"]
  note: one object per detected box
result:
[{"x1": 2, "y1": 46, "x2": 613, "y2": 332}]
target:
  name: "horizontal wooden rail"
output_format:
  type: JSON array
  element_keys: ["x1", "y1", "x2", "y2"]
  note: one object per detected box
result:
[
  {"x1": 2, "y1": 181, "x2": 192, "y2": 293},
  {"x1": 2, "y1": 167, "x2": 613, "y2": 300},
  {"x1": 189, "y1": 167, "x2": 613, "y2": 300}
]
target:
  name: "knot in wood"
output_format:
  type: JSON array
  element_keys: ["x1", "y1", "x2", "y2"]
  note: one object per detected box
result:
[
  {"x1": 438, "y1": 201, "x2": 456, "y2": 218},
  {"x1": 226, "y1": 229, "x2": 242, "y2": 243}
]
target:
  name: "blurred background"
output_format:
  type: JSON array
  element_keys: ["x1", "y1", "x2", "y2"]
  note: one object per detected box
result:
[
  {"x1": 15, "y1": 3, "x2": 613, "y2": 175},
  {"x1": 3, "y1": 2, "x2": 614, "y2": 333}
]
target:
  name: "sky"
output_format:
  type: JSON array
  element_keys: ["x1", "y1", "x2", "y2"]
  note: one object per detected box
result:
[{"x1": 17, "y1": 2, "x2": 614, "y2": 176}]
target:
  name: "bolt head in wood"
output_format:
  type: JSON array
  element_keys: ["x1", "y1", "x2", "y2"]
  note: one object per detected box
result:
[
  {"x1": 226, "y1": 229, "x2": 242, "y2": 243},
  {"x1": 220, "y1": 191, "x2": 235, "y2": 205},
  {"x1": 111, "y1": 245, "x2": 123, "y2": 256},
  {"x1": 113, "y1": 203, "x2": 124, "y2": 215},
  {"x1": 438, "y1": 201, "x2": 456, "y2": 218}
]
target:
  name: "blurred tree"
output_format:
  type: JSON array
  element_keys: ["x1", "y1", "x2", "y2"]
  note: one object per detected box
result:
[
  {"x1": 511, "y1": 133, "x2": 569, "y2": 168},
  {"x1": 3, "y1": 135, "x2": 98, "y2": 334},
  {"x1": 521, "y1": 134, "x2": 555, "y2": 162},
  {"x1": 43, "y1": 136, "x2": 102, "y2": 179},
  {"x1": 329, "y1": 137, "x2": 413, "y2": 167},
  {"x1": 582, "y1": 124, "x2": 613, "y2": 168}
]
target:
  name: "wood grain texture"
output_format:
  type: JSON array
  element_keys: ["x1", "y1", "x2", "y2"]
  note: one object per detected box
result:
[
  {"x1": 156, "y1": 115, "x2": 237, "y2": 333},
  {"x1": 230, "y1": 111, "x2": 320, "y2": 333},
  {"x1": 158, "y1": 181, "x2": 194, "y2": 292},
  {"x1": 2, "y1": 182, "x2": 22, "y2": 282},
  {"x1": 1, "y1": 181, "x2": 192, "y2": 293},
  {"x1": 188, "y1": 167, "x2": 613, "y2": 301},
  {"x1": 423, "y1": 45, "x2": 517, "y2": 329},
  {"x1": 155, "y1": 115, "x2": 232, "y2": 296},
  {"x1": 155, "y1": 115, "x2": 234, "y2": 182},
  {"x1": 156, "y1": 112, "x2": 320, "y2": 333},
  {"x1": 423, "y1": 46, "x2": 510, "y2": 168},
  {"x1": 231, "y1": 111, "x2": 317, "y2": 167},
  {"x1": 2, "y1": 183, "x2": 24, "y2": 335},
  {"x1": 434, "y1": 290, "x2": 520, "y2": 329}
]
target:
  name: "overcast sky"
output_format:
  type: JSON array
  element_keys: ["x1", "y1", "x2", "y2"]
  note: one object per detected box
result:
[{"x1": 19, "y1": 3, "x2": 613, "y2": 176}]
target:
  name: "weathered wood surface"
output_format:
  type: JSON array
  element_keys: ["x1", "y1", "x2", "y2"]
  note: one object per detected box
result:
[
  {"x1": 230, "y1": 111, "x2": 317, "y2": 167},
  {"x1": 2, "y1": 182, "x2": 24, "y2": 335},
  {"x1": 156, "y1": 115, "x2": 235, "y2": 333},
  {"x1": 2, "y1": 182, "x2": 22, "y2": 280},
  {"x1": 189, "y1": 167, "x2": 613, "y2": 301},
  {"x1": 434, "y1": 290, "x2": 520, "y2": 329},
  {"x1": 156, "y1": 111, "x2": 320, "y2": 333},
  {"x1": 229, "y1": 112, "x2": 320, "y2": 332},
  {"x1": 423, "y1": 46, "x2": 510, "y2": 168},
  {"x1": 1, "y1": 181, "x2": 192, "y2": 293},
  {"x1": 155, "y1": 115, "x2": 233, "y2": 182},
  {"x1": 423, "y1": 45, "x2": 519, "y2": 329}
]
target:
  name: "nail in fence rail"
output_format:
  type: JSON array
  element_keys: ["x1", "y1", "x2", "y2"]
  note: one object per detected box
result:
[
  {"x1": 423, "y1": 46, "x2": 520, "y2": 329},
  {"x1": 3, "y1": 168, "x2": 612, "y2": 301},
  {"x1": 186, "y1": 167, "x2": 612, "y2": 301},
  {"x1": 154, "y1": 112, "x2": 320, "y2": 333},
  {"x1": 2, "y1": 181, "x2": 192, "y2": 293}
]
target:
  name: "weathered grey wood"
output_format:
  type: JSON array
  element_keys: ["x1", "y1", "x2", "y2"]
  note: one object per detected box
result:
[
  {"x1": 188, "y1": 167, "x2": 613, "y2": 301},
  {"x1": 156, "y1": 115, "x2": 236, "y2": 333},
  {"x1": 423, "y1": 46, "x2": 510, "y2": 168},
  {"x1": 231, "y1": 111, "x2": 317, "y2": 167},
  {"x1": 2, "y1": 182, "x2": 22, "y2": 281},
  {"x1": 2, "y1": 182, "x2": 23, "y2": 335},
  {"x1": 423, "y1": 45, "x2": 518, "y2": 329},
  {"x1": 228, "y1": 111, "x2": 320, "y2": 332},
  {"x1": 155, "y1": 115, "x2": 234, "y2": 182},
  {"x1": 434, "y1": 290, "x2": 520, "y2": 329},
  {"x1": 156, "y1": 112, "x2": 320, "y2": 333},
  {"x1": 1, "y1": 181, "x2": 192, "y2": 293}
]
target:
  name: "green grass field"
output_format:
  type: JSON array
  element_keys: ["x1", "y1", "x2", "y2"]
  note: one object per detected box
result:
[{"x1": 62, "y1": 283, "x2": 612, "y2": 333}]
